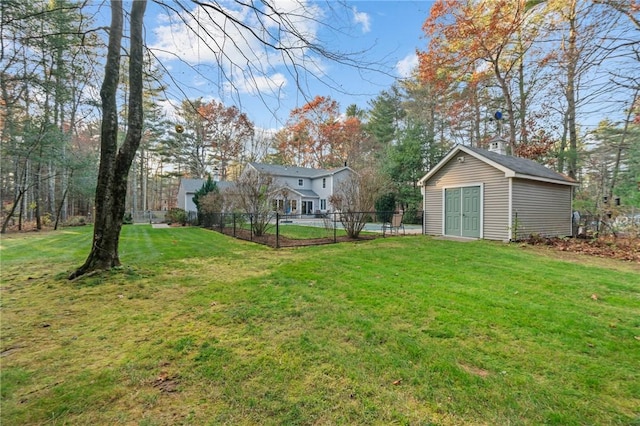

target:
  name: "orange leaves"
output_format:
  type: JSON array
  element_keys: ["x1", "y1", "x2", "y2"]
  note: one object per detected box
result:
[
  {"x1": 279, "y1": 95, "x2": 366, "y2": 168},
  {"x1": 290, "y1": 95, "x2": 338, "y2": 118},
  {"x1": 196, "y1": 99, "x2": 254, "y2": 158},
  {"x1": 419, "y1": 0, "x2": 529, "y2": 87}
]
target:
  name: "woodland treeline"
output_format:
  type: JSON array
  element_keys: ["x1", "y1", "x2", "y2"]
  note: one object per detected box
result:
[{"x1": 1, "y1": 0, "x2": 638, "y2": 233}]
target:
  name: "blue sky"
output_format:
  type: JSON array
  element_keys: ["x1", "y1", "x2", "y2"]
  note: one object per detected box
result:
[{"x1": 141, "y1": 1, "x2": 434, "y2": 131}]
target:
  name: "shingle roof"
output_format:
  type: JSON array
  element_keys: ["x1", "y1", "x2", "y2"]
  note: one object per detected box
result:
[
  {"x1": 180, "y1": 178, "x2": 235, "y2": 193},
  {"x1": 248, "y1": 162, "x2": 349, "y2": 178},
  {"x1": 419, "y1": 144, "x2": 578, "y2": 186},
  {"x1": 463, "y1": 145, "x2": 577, "y2": 184},
  {"x1": 289, "y1": 189, "x2": 320, "y2": 198},
  {"x1": 180, "y1": 178, "x2": 206, "y2": 193}
]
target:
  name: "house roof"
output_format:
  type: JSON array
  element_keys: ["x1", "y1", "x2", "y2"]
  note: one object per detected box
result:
[
  {"x1": 288, "y1": 189, "x2": 320, "y2": 198},
  {"x1": 179, "y1": 178, "x2": 206, "y2": 193},
  {"x1": 179, "y1": 178, "x2": 235, "y2": 193},
  {"x1": 418, "y1": 144, "x2": 579, "y2": 187},
  {"x1": 247, "y1": 162, "x2": 351, "y2": 179}
]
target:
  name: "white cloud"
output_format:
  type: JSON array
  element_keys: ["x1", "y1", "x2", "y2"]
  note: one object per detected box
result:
[
  {"x1": 396, "y1": 53, "x2": 418, "y2": 78},
  {"x1": 149, "y1": 1, "x2": 325, "y2": 97},
  {"x1": 225, "y1": 73, "x2": 288, "y2": 97},
  {"x1": 352, "y1": 7, "x2": 371, "y2": 33}
]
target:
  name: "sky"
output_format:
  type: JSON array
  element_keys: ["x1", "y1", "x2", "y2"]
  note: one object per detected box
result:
[{"x1": 136, "y1": 0, "x2": 435, "y2": 131}]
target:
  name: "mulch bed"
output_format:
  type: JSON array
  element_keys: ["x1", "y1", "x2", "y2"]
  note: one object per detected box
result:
[{"x1": 214, "y1": 227, "x2": 377, "y2": 248}]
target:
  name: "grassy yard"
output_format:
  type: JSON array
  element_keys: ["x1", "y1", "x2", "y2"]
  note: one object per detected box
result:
[
  {"x1": 1, "y1": 225, "x2": 638, "y2": 425},
  {"x1": 229, "y1": 221, "x2": 362, "y2": 240}
]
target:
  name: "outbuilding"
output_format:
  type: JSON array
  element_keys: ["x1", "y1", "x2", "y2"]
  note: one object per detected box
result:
[
  {"x1": 418, "y1": 141, "x2": 579, "y2": 241},
  {"x1": 176, "y1": 178, "x2": 234, "y2": 217}
]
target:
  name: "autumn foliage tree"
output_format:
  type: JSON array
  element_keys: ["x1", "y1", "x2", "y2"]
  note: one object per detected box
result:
[
  {"x1": 418, "y1": 0, "x2": 537, "y2": 155},
  {"x1": 198, "y1": 100, "x2": 254, "y2": 180},
  {"x1": 276, "y1": 95, "x2": 368, "y2": 169}
]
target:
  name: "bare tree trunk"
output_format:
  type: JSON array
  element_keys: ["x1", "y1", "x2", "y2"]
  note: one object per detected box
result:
[
  {"x1": 1, "y1": 186, "x2": 26, "y2": 233},
  {"x1": 70, "y1": 0, "x2": 147, "y2": 279},
  {"x1": 557, "y1": 112, "x2": 569, "y2": 173},
  {"x1": 54, "y1": 183, "x2": 69, "y2": 230},
  {"x1": 565, "y1": 0, "x2": 579, "y2": 180},
  {"x1": 609, "y1": 89, "x2": 638, "y2": 200},
  {"x1": 54, "y1": 167, "x2": 73, "y2": 230},
  {"x1": 34, "y1": 153, "x2": 42, "y2": 230},
  {"x1": 48, "y1": 161, "x2": 56, "y2": 215},
  {"x1": 518, "y1": 50, "x2": 527, "y2": 146},
  {"x1": 472, "y1": 85, "x2": 481, "y2": 147}
]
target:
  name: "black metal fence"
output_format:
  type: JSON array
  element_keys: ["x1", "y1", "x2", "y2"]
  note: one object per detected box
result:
[
  {"x1": 574, "y1": 212, "x2": 640, "y2": 238},
  {"x1": 200, "y1": 211, "x2": 422, "y2": 248}
]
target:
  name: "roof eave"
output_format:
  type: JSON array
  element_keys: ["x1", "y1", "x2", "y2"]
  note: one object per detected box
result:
[
  {"x1": 418, "y1": 144, "x2": 512, "y2": 185},
  {"x1": 418, "y1": 146, "x2": 460, "y2": 185},
  {"x1": 512, "y1": 173, "x2": 580, "y2": 186}
]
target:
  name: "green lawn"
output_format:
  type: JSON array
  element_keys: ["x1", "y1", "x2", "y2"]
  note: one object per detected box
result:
[
  {"x1": 229, "y1": 222, "x2": 361, "y2": 240},
  {"x1": 1, "y1": 225, "x2": 639, "y2": 425}
]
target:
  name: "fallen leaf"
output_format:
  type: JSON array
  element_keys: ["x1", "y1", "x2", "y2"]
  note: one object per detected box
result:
[{"x1": 392, "y1": 379, "x2": 402, "y2": 386}]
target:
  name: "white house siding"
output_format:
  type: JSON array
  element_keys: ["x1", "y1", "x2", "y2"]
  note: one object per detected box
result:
[
  {"x1": 280, "y1": 176, "x2": 309, "y2": 190},
  {"x1": 176, "y1": 179, "x2": 200, "y2": 214},
  {"x1": 310, "y1": 175, "x2": 332, "y2": 211},
  {"x1": 423, "y1": 153, "x2": 510, "y2": 240},
  {"x1": 330, "y1": 169, "x2": 353, "y2": 210},
  {"x1": 511, "y1": 179, "x2": 572, "y2": 239}
]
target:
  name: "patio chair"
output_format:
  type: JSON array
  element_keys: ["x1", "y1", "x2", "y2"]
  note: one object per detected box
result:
[{"x1": 382, "y1": 212, "x2": 405, "y2": 236}]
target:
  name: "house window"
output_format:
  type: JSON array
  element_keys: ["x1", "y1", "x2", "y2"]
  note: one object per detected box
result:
[
  {"x1": 298, "y1": 179, "x2": 303, "y2": 186},
  {"x1": 322, "y1": 178, "x2": 326, "y2": 188},
  {"x1": 291, "y1": 200, "x2": 297, "y2": 212},
  {"x1": 320, "y1": 199, "x2": 326, "y2": 210}
]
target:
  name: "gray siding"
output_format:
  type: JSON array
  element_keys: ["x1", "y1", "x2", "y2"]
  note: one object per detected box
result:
[
  {"x1": 177, "y1": 186, "x2": 187, "y2": 210},
  {"x1": 423, "y1": 153, "x2": 510, "y2": 240},
  {"x1": 512, "y1": 179, "x2": 572, "y2": 239}
]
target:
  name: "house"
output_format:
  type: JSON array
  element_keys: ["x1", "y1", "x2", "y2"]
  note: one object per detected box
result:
[
  {"x1": 177, "y1": 163, "x2": 354, "y2": 217},
  {"x1": 244, "y1": 162, "x2": 355, "y2": 215},
  {"x1": 418, "y1": 141, "x2": 579, "y2": 241},
  {"x1": 176, "y1": 178, "x2": 234, "y2": 216}
]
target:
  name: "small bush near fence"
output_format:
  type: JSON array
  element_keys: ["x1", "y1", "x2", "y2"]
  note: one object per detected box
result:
[
  {"x1": 205, "y1": 211, "x2": 405, "y2": 248},
  {"x1": 166, "y1": 208, "x2": 188, "y2": 225}
]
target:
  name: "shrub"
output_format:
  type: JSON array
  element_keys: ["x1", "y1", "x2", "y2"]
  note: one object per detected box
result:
[
  {"x1": 199, "y1": 192, "x2": 224, "y2": 228},
  {"x1": 402, "y1": 207, "x2": 421, "y2": 225},
  {"x1": 41, "y1": 213, "x2": 52, "y2": 227},
  {"x1": 166, "y1": 208, "x2": 188, "y2": 225},
  {"x1": 64, "y1": 216, "x2": 87, "y2": 227},
  {"x1": 375, "y1": 192, "x2": 396, "y2": 223}
]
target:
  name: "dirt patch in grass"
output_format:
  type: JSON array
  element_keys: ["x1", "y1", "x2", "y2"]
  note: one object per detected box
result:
[
  {"x1": 459, "y1": 363, "x2": 490, "y2": 378},
  {"x1": 152, "y1": 371, "x2": 179, "y2": 393}
]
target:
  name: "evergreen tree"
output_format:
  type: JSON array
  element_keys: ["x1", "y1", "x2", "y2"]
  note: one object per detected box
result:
[{"x1": 192, "y1": 176, "x2": 218, "y2": 225}]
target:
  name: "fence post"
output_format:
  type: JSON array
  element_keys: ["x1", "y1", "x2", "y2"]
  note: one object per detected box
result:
[
  {"x1": 276, "y1": 212, "x2": 280, "y2": 248},
  {"x1": 333, "y1": 211, "x2": 337, "y2": 243},
  {"x1": 250, "y1": 214, "x2": 253, "y2": 241},
  {"x1": 233, "y1": 213, "x2": 236, "y2": 237}
]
